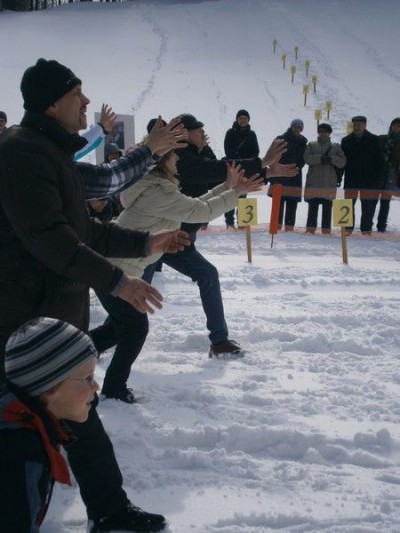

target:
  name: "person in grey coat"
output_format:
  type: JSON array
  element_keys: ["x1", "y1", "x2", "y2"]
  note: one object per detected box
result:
[{"x1": 304, "y1": 123, "x2": 346, "y2": 234}]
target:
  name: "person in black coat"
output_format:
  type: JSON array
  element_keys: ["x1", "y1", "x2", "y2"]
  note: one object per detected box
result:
[
  {"x1": 268, "y1": 119, "x2": 307, "y2": 231},
  {"x1": 223, "y1": 109, "x2": 260, "y2": 228},
  {"x1": 340, "y1": 115, "x2": 385, "y2": 234}
]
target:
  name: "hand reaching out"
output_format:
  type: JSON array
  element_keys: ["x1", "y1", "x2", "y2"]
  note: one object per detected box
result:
[
  {"x1": 146, "y1": 116, "x2": 188, "y2": 157},
  {"x1": 99, "y1": 104, "x2": 117, "y2": 134},
  {"x1": 262, "y1": 138, "x2": 288, "y2": 167},
  {"x1": 149, "y1": 229, "x2": 190, "y2": 254},
  {"x1": 118, "y1": 276, "x2": 163, "y2": 314},
  {"x1": 225, "y1": 162, "x2": 244, "y2": 189},
  {"x1": 267, "y1": 162, "x2": 298, "y2": 178},
  {"x1": 235, "y1": 173, "x2": 264, "y2": 196}
]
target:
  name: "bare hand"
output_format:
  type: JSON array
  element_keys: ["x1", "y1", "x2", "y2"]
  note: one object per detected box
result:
[
  {"x1": 146, "y1": 116, "x2": 188, "y2": 157},
  {"x1": 235, "y1": 173, "x2": 264, "y2": 196},
  {"x1": 149, "y1": 229, "x2": 190, "y2": 254},
  {"x1": 118, "y1": 276, "x2": 163, "y2": 314},
  {"x1": 267, "y1": 162, "x2": 298, "y2": 178},
  {"x1": 262, "y1": 139, "x2": 287, "y2": 167},
  {"x1": 99, "y1": 104, "x2": 118, "y2": 134},
  {"x1": 225, "y1": 162, "x2": 244, "y2": 189}
]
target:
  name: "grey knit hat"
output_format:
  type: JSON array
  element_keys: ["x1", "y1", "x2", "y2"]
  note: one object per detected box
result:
[
  {"x1": 290, "y1": 118, "x2": 304, "y2": 128},
  {"x1": 5, "y1": 317, "x2": 97, "y2": 396}
]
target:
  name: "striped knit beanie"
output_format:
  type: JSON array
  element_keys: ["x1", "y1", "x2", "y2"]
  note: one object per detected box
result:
[{"x1": 5, "y1": 317, "x2": 97, "y2": 396}]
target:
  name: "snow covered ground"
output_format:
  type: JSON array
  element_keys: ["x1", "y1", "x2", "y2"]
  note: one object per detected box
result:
[{"x1": 1, "y1": 1, "x2": 400, "y2": 531}]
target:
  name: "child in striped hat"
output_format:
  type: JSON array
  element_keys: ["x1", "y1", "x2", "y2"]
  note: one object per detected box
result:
[{"x1": 0, "y1": 317, "x2": 99, "y2": 531}]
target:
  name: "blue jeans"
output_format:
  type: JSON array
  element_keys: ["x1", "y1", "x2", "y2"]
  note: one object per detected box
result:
[
  {"x1": 90, "y1": 293, "x2": 149, "y2": 395},
  {"x1": 145, "y1": 247, "x2": 229, "y2": 345}
]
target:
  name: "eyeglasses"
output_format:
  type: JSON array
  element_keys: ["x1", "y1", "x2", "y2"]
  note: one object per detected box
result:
[{"x1": 67, "y1": 373, "x2": 96, "y2": 386}]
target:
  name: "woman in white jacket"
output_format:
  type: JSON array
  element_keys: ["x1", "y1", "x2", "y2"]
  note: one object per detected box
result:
[{"x1": 90, "y1": 151, "x2": 263, "y2": 403}]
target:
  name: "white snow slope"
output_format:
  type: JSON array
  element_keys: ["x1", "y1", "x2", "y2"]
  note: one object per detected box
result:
[{"x1": 1, "y1": 1, "x2": 400, "y2": 532}]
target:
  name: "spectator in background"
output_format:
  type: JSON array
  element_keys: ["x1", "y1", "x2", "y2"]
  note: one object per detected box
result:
[
  {"x1": 0, "y1": 317, "x2": 99, "y2": 532},
  {"x1": 223, "y1": 109, "x2": 259, "y2": 229},
  {"x1": 269, "y1": 118, "x2": 307, "y2": 231},
  {"x1": 341, "y1": 115, "x2": 385, "y2": 235},
  {"x1": 0, "y1": 111, "x2": 7, "y2": 136},
  {"x1": 376, "y1": 117, "x2": 400, "y2": 232},
  {"x1": 304, "y1": 123, "x2": 346, "y2": 234}
]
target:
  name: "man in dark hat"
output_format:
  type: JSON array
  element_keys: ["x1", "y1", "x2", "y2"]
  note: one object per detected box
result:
[
  {"x1": 142, "y1": 113, "x2": 297, "y2": 358},
  {"x1": 340, "y1": 115, "x2": 385, "y2": 234},
  {"x1": 223, "y1": 109, "x2": 260, "y2": 228},
  {"x1": 268, "y1": 118, "x2": 308, "y2": 232},
  {"x1": 0, "y1": 58, "x2": 190, "y2": 532}
]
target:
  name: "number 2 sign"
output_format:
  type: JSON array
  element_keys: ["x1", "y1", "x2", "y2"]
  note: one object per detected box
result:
[{"x1": 332, "y1": 199, "x2": 353, "y2": 227}]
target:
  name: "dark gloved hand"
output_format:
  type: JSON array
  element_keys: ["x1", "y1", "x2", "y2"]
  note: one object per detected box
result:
[{"x1": 320, "y1": 155, "x2": 332, "y2": 165}]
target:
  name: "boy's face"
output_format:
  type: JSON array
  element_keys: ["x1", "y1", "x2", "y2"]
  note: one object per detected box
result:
[{"x1": 43, "y1": 358, "x2": 98, "y2": 422}]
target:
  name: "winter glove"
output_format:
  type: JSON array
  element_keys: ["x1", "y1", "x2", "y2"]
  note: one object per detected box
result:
[{"x1": 320, "y1": 155, "x2": 332, "y2": 165}]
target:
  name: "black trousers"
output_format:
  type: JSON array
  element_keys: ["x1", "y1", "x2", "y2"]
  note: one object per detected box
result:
[
  {"x1": 0, "y1": 331, "x2": 129, "y2": 522},
  {"x1": 90, "y1": 292, "x2": 149, "y2": 394},
  {"x1": 278, "y1": 197, "x2": 299, "y2": 227},
  {"x1": 306, "y1": 198, "x2": 333, "y2": 230}
]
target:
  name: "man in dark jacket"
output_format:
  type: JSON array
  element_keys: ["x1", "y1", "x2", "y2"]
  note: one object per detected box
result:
[
  {"x1": 0, "y1": 58, "x2": 189, "y2": 533},
  {"x1": 223, "y1": 109, "x2": 260, "y2": 228},
  {"x1": 268, "y1": 118, "x2": 308, "y2": 231},
  {"x1": 340, "y1": 115, "x2": 385, "y2": 234},
  {"x1": 145, "y1": 113, "x2": 297, "y2": 358}
]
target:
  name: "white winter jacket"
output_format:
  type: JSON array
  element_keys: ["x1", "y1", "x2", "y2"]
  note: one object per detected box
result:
[{"x1": 110, "y1": 169, "x2": 241, "y2": 277}]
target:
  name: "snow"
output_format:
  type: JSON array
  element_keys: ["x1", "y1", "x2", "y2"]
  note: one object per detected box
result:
[{"x1": 2, "y1": 1, "x2": 400, "y2": 531}]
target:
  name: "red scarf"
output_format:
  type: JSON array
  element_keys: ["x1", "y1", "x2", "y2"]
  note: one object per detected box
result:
[{"x1": 4, "y1": 399, "x2": 71, "y2": 485}]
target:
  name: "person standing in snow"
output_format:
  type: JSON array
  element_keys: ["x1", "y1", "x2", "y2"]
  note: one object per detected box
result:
[
  {"x1": 0, "y1": 58, "x2": 189, "y2": 533},
  {"x1": 150, "y1": 113, "x2": 298, "y2": 358},
  {"x1": 268, "y1": 118, "x2": 308, "y2": 232},
  {"x1": 303, "y1": 123, "x2": 346, "y2": 234},
  {"x1": 376, "y1": 117, "x2": 400, "y2": 232},
  {"x1": 223, "y1": 109, "x2": 260, "y2": 229},
  {"x1": 0, "y1": 317, "x2": 99, "y2": 532},
  {"x1": 340, "y1": 115, "x2": 385, "y2": 235},
  {"x1": 90, "y1": 155, "x2": 263, "y2": 402}
]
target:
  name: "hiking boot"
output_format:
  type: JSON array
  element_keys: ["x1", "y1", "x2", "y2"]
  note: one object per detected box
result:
[
  {"x1": 102, "y1": 387, "x2": 135, "y2": 404},
  {"x1": 209, "y1": 339, "x2": 243, "y2": 358},
  {"x1": 306, "y1": 227, "x2": 316, "y2": 234},
  {"x1": 88, "y1": 503, "x2": 166, "y2": 532}
]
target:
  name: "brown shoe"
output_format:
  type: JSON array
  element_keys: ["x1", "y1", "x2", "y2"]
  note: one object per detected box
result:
[
  {"x1": 306, "y1": 227, "x2": 316, "y2": 234},
  {"x1": 209, "y1": 339, "x2": 243, "y2": 358},
  {"x1": 284, "y1": 225, "x2": 294, "y2": 232},
  {"x1": 321, "y1": 228, "x2": 331, "y2": 235}
]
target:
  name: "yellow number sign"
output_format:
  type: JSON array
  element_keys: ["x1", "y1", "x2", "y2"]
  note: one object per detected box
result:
[
  {"x1": 237, "y1": 198, "x2": 258, "y2": 226},
  {"x1": 333, "y1": 199, "x2": 353, "y2": 227}
]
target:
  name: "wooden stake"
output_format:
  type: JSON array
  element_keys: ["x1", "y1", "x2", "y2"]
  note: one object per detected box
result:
[
  {"x1": 246, "y1": 226, "x2": 252, "y2": 263},
  {"x1": 341, "y1": 227, "x2": 348, "y2": 264}
]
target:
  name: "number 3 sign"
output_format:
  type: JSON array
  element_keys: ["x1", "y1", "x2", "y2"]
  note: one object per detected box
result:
[{"x1": 237, "y1": 198, "x2": 258, "y2": 226}]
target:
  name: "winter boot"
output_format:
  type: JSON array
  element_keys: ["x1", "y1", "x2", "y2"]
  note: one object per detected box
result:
[{"x1": 88, "y1": 502, "x2": 166, "y2": 532}]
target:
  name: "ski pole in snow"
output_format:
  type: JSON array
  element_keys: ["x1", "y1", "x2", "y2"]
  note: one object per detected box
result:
[
  {"x1": 304, "y1": 60, "x2": 311, "y2": 77},
  {"x1": 291, "y1": 65, "x2": 297, "y2": 83},
  {"x1": 269, "y1": 183, "x2": 282, "y2": 248},
  {"x1": 294, "y1": 46, "x2": 299, "y2": 60},
  {"x1": 325, "y1": 100, "x2": 333, "y2": 119},
  {"x1": 312, "y1": 75, "x2": 318, "y2": 93},
  {"x1": 281, "y1": 53, "x2": 287, "y2": 69}
]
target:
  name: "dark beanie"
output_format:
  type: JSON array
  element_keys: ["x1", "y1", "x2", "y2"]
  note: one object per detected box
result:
[
  {"x1": 21, "y1": 58, "x2": 82, "y2": 113},
  {"x1": 5, "y1": 317, "x2": 97, "y2": 396},
  {"x1": 318, "y1": 123, "x2": 332, "y2": 133},
  {"x1": 146, "y1": 117, "x2": 167, "y2": 134},
  {"x1": 351, "y1": 115, "x2": 367, "y2": 123},
  {"x1": 390, "y1": 117, "x2": 400, "y2": 129},
  {"x1": 236, "y1": 109, "x2": 250, "y2": 120},
  {"x1": 0, "y1": 111, "x2": 7, "y2": 122}
]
